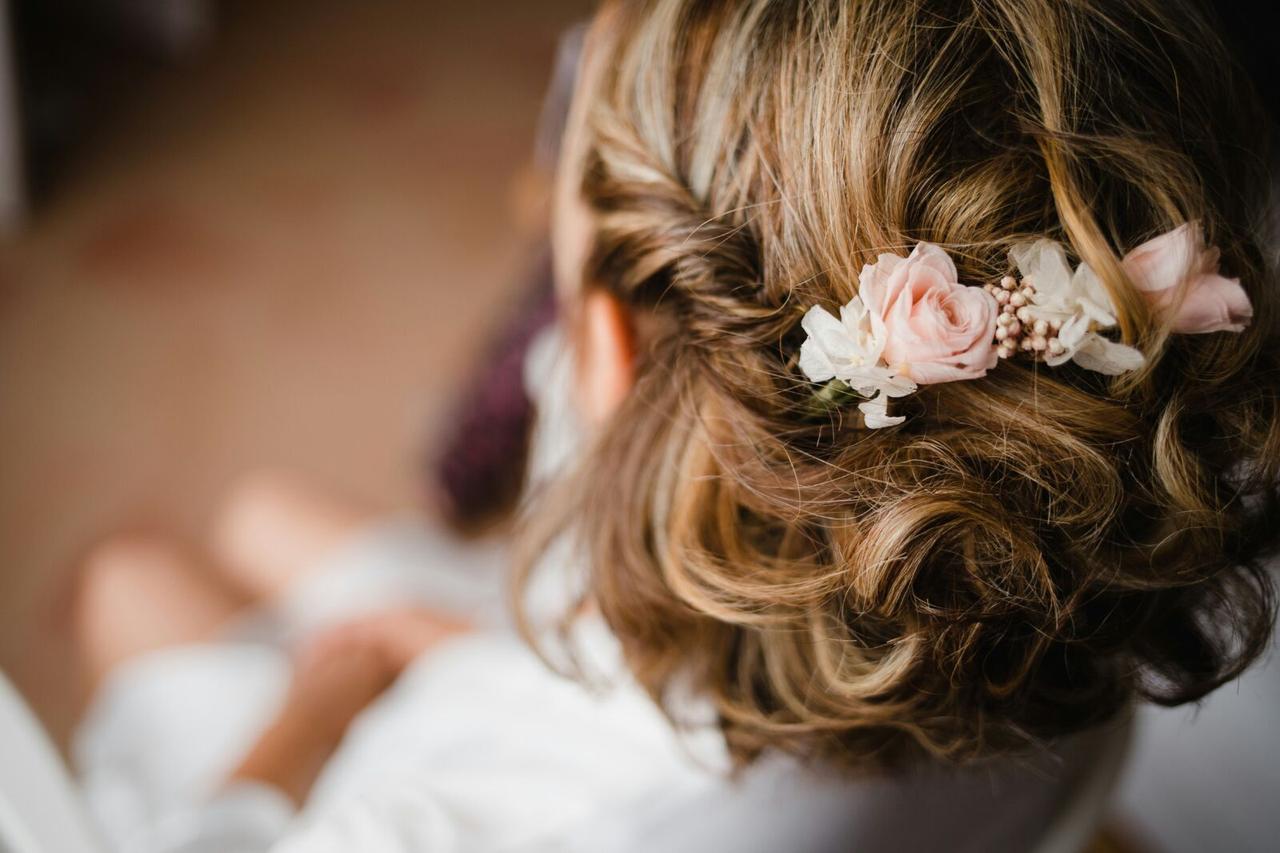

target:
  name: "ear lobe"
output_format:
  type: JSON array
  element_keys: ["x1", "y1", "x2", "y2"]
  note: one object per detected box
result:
[{"x1": 578, "y1": 289, "x2": 637, "y2": 424}]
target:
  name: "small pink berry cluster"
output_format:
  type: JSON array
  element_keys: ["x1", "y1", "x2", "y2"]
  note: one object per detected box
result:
[{"x1": 984, "y1": 275, "x2": 1066, "y2": 361}]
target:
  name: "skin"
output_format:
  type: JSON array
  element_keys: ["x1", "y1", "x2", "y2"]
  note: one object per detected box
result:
[
  {"x1": 227, "y1": 608, "x2": 468, "y2": 805},
  {"x1": 213, "y1": 480, "x2": 470, "y2": 804},
  {"x1": 551, "y1": 5, "x2": 636, "y2": 429},
  {"x1": 75, "y1": 477, "x2": 471, "y2": 807}
]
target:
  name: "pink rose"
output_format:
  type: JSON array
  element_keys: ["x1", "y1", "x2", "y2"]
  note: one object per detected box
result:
[
  {"x1": 858, "y1": 243, "x2": 999, "y2": 384},
  {"x1": 1122, "y1": 221, "x2": 1252, "y2": 334}
]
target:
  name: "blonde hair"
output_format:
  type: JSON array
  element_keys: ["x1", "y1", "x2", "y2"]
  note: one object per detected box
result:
[{"x1": 519, "y1": 0, "x2": 1279, "y2": 770}]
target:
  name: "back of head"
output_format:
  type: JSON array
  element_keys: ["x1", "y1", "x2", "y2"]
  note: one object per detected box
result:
[{"x1": 524, "y1": 0, "x2": 1279, "y2": 771}]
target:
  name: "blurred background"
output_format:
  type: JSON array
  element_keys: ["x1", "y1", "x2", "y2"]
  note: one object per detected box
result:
[
  {"x1": 0, "y1": 2, "x2": 1276, "y2": 852},
  {"x1": 0, "y1": 0, "x2": 586, "y2": 744}
]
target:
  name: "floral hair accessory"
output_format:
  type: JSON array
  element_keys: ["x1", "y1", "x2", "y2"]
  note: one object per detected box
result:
[{"x1": 799, "y1": 222, "x2": 1251, "y2": 428}]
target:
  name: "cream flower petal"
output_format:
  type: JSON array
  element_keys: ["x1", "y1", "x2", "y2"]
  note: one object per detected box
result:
[
  {"x1": 800, "y1": 303, "x2": 883, "y2": 383},
  {"x1": 1010, "y1": 237, "x2": 1145, "y2": 377},
  {"x1": 842, "y1": 368, "x2": 889, "y2": 398},
  {"x1": 839, "y1": 298, "x2": 888, "y2": 364},
  {"x1": 876, "y1": 371, "x2": 918, "y2": 398},
  {"x1": 1010, "y1": 239, "x2": 1074, "y2": 303},
  {"x1": 1041, "y1": 314, "x2": 1088, "y2": 367},
  {"x1": 858, "y1": 395, "x2": 905, "y2": 429},
  {"x1": 798, "y1": 306, "x2": 844, "y2": 382},
  {"x1": 1069, "y1": 334, "x2": 1146, "y2": 375},
  {"x1": 1070, "y1": 265, "x2": 1120, "y2": 328}
]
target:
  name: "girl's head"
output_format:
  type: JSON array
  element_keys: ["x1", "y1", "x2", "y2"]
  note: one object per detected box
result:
[{"x1": 531, "y1": 0, "x2": 1278, "y2": 769}]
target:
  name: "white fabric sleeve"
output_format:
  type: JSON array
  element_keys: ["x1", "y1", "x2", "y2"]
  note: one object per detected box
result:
[
  {"x1": 73, "y1": 644, "x2": 295, "y2": 853},
  {"x1": 139, "y1": 783, "x2": 295, "y2": 853}
]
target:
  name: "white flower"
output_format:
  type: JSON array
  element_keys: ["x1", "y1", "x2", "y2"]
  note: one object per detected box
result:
[
  {"x1": 799, "y1": 298, "x2": 917, "y2": 428},
  {"x1": 798, "y1": 298, "x2": 882, "y2": 386},
  {"x1": 1010, "y1": 239, "x2": 1145, "y2": 375}
]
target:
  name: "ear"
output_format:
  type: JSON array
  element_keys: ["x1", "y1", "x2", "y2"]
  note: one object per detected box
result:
[{"x1": 577, "y1": 289, "x2": 637, "y2": 425}]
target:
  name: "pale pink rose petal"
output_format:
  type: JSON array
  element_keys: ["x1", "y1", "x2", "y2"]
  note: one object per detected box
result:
[
  {"x1": 1172, "y1": 273, "x2": 1253, "y2": 334},
  {"x1": 903, "y1": 296, "x2": 955, "y2": 362},
  {"x1": 1123, "y1": 222, "x2": 1198, "y2": 295},
  {"x1": 1122, "y1": 221, "x2": 1252, "y2": 334},
  {"x1": 910, "y1": 242, "x2": 959, "y2": 281},
  {"x1": 858, "y1": 253, "x2": 904, "y2": 318},
  {"x1": 857, "y1": 241, "x2": 998, "y2": 385},
  {"x1": 904, "y1": 359, "x2": 972, "y2": 384},
  {"x1": 958, "y1": 297, "x2": 1000, "y2": 366},
  {"x1": 883, "y1": 264, "x2": 950, "y2": 365}
]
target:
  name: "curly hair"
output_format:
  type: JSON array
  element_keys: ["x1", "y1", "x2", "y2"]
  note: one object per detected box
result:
[{"x1": 516, "y1": 0, "x2": 1280, "y2": 771}]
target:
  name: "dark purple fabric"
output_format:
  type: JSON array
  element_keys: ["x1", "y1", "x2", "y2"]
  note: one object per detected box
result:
[
  {"x1": 431, "y1": 256, "x2": 556, "y2": 529},
  {"x1": 428, "y1": 25, "x2": 582, "y2": 530}
]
